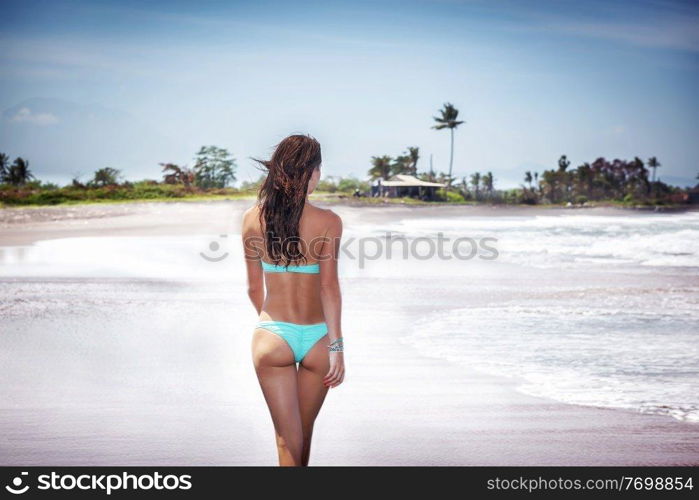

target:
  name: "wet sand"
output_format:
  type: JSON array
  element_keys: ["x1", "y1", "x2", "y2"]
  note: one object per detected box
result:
[{"x1": 1, "y1": 200, "x2": 698, "y2": 465}]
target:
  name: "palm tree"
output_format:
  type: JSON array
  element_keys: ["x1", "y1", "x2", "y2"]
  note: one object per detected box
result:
[
  {"x1": 369, "y1": 155, "x2": 393, "y2": 180},
  {"x1": 407, "y1": 147, "x2": 420, "y2": 175},
  {"x1": 558, "y1": 155, "x2": 570, "y2": 172},
  {"x1": 648, "y1": 157, "x2": 661, "y2": 183},
  {"x1": 470, "y1": 172, "x2": 481, "y2": 200},
  {"x1": 8, "y1": 157, "x2": 34, "y2": 185},
  {"x1": 432, "y1": 103, "x2": 464, "y2": 191},
  {"x1": 390, "y1": 147, "x2": 420, "y2": 176},
  {"x1": 428, "y1": 154, "x2": 435, "y2": 181},
  {"x1": 0, "y1": 153, "x2": 9, "y2": 183},
  {"x1": 460, "y1": 176, "x2": 469, "y2": 196},
  {"x1": 524, "y1": 171, "x2": 533, "y2": 190},
  {"x1": 482, "y1": 171, "x2": 494, "y2": 197},
  {"x1": 647, "y1": 157, "x2": 661, "y2": 197}
]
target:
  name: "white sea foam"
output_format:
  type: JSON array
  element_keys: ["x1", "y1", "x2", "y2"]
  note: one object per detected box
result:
[
  {"x1": 403, "y1": 298, "x2": 699, "y2": 423},
  {"x1": 346, "y1": 211, "x2": 699, "y2": 269},
  {"x1": 0, "y1": 235, "x2": 241, "y2": 281},
  {"x1": 376, "y1": 211, "x2": 699, "y2": 423},
  {"x1": 2, "y1": 211, "x2": 698, "y2": 423}
]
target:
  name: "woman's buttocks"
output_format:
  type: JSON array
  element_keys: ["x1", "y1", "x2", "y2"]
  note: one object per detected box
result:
[{"x1": 260, "y1": 273, "x2": 324, "y2": 324}]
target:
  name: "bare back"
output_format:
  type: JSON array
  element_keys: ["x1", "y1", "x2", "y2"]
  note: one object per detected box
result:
[{"x1": 242, "y1": 201, "x2": 340, "y2": 324}]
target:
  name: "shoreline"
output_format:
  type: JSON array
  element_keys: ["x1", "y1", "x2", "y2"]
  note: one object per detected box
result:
[
  {"x1": 1, "y1": 197, "x2": 696, "y2": 220},
  {"x1": 1, "y1": 199, "x2": 696, "y2": 247},
  {"x1": 1, "y1": 200, "x2": 698, "y2": 465},
  {"x1": 1, "y1": 273, "x2": 697, "y2": 465},
  {"x1": 1, "y1": 193, "x2": 696, "y2": 213}
]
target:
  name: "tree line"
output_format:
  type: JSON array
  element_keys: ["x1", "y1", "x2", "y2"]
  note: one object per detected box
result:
[
  {"x1": 524, "y1": 155, "x2": 672, "y2": 204},
  {"x1": 363, "y1": 101, "x2": 691, "y2": 203},
  {"x1": 0, "y1": 154, "x2": 34, "y2": 185},
  {"x1": 0, "y1": 146, "x2": 237, "y2": 189}
]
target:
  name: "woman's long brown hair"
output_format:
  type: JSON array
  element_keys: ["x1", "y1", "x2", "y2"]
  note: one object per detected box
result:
[{"x1": 253, "y1": 134, "x2": 321, "y2": 267}]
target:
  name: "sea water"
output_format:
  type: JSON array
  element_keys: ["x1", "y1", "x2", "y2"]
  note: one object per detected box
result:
[
  {"x1": 361, "y1": 210, "x2": 699, "y2": 423},
  {"x1": 1, "y1": 210, "x2": 698, "y2": 423}
]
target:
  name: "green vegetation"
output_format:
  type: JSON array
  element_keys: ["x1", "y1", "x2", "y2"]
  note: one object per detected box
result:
[
  {"x1": 0, "y1": 180, "x2": 253, "y2": 206},
  {"x1": 90, "y1": 167, "x2": 122, "y2": 187},
  {"x1": 0, "y1": 153, "x2": 34, "y2": 186},
  {"x1": 359, "y1": 101, "x2": 697, "y2": 206},
  {"x1": 317, "y1": 175, "x2": 371, "y2": 194},
  {"x1": 0, "y1": 146, "x2": 245, "y2": 207},
  {"x1": 1, "y1": 121, "x2": 697, "y2": 207},
  {"x1": 192, "y1": 146, "x2": 236, "y2": 188},
  {"x1": 510, "y1": 155, "x2": 687, "y2": 206},
  {"x1": 441, "y1": 155, "x2": 690, "y2": 206},
  {"x1": 368, "y1": 147, "x2": 424, "y2": 181}
]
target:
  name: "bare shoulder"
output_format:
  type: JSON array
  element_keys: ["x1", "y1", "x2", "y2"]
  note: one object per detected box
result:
[
  {"x1": 242, "y1": 203, "x2": 260, "y2": 220},
  {"x1": 324, "y1": 208, "x2": 342, "y2": 227},
  {"x1": 319, "y1": 207, "x2": 342, "y2": 235},
  {"x1": 241, "y1": 203, "x2": 261, "y2": 231},
  {"x1": 307, "y1": 203, "x2": 342, "y2": 228}
]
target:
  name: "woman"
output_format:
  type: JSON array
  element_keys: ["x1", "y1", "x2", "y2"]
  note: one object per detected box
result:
[{"x1": 241, "y1": 134, "x2": 345, "y2": 466}]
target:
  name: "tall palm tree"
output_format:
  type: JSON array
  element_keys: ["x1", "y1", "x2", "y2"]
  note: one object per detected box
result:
[
  {"x1": 369, "y1": 155, "x2": 393, "y2": 180},
  {"x1": 432, "y1": 103, "x2": 464, "y2": 191}
]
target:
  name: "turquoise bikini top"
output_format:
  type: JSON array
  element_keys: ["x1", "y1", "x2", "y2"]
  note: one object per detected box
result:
[{"x1": 261, "y1": 260, "x2": 320, "y2": 274}]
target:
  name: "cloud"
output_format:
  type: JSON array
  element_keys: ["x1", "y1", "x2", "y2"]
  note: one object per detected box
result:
[
  {"x1": 498, "y1": 2, "x2": 699, "y2": 53},
  {"x1": 8, "y1": 107, "x2": 59, "y2": 126},
  {"x1": 551, "y1": 18, "x2": 699, "y2": 53},
  {"x1": 611, "y1": 125, "x2": 625, "y2": 135}
]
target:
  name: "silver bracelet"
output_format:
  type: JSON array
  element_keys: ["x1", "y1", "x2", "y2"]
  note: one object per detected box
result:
[{"x1": 328, "y1": 337, "x2": 344, "y2": 352}]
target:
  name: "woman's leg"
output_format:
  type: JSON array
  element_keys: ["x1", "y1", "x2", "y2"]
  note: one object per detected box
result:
[
  {"x1": 252, "y1": 328, "x2": 303, "y2": 466},
  {"x1": 297, "y1": 335, "x2": 330, "y2": 466}
]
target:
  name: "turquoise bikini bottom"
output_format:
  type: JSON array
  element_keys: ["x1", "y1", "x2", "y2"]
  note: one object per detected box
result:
[{"x1": 255, "y1": 320, "x2": 328, "y2": 363}]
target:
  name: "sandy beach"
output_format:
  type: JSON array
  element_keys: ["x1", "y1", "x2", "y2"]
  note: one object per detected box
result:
[{"x1": 1, "y1": 200, "x2": 698, "y2": 465}]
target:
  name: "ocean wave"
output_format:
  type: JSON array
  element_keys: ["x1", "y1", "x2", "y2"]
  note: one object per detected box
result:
[
  {"x1": 346, "y1": 212, "x2": 699, "y2": 269},
  {"x1": 402, "y1": 301, "x2": 699, "y2": 424}
]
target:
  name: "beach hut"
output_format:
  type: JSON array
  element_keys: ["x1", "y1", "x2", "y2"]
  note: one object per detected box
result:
[{"x1": 373, "y1": 175, "x2": 446, "y2": 201}]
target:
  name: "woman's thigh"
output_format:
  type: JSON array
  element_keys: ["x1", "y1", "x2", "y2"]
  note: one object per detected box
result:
[
  {"x1": 252, "y1": 329, "x2": 301, "y2": 432},
  {"x1": 297, "y1": 335, "x2": 330, "y2": 432}
]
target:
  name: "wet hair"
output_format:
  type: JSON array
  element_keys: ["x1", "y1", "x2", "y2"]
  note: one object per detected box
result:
[{"x1": 253, "y1": 134, "x2": 321, "y2": 266}]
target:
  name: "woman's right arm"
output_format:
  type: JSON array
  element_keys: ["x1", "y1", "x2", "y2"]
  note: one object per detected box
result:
[
  {"x1": 242, "y1": 207, "x2": 264, "y2": 315},
  {"x1": 319, "y1": 211, "x2": 345, "y2": 388}
]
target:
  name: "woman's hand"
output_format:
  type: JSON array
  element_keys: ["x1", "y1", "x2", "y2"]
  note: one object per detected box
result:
[{"x1": 324, "y1": 352, "x2": 345, "y2": 388}]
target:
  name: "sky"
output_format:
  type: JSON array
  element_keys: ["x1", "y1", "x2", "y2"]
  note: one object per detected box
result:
[{"x1": 1, "y1": 0, "x2": 698, "y2": 188}]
